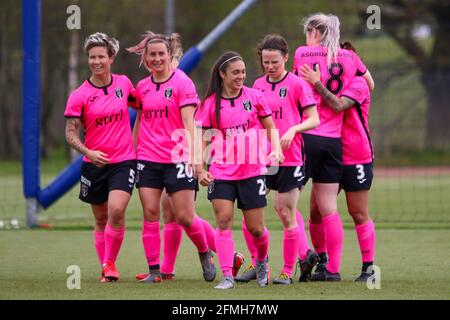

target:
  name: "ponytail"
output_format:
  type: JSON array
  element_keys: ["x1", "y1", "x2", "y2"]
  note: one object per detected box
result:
[{"x1": 303, "y1": 13, "x2": 340, "y2": 66}]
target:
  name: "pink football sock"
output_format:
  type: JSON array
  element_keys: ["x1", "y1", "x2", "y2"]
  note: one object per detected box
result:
[
  {"x1": 309, "y1": 219, "x2": 327, "y2": 254},
  {"x1": 161, "y1": 222, "x2": 183, "y2": 274},
  {"x1": 322, "y1": 213, "x2": 344, "y2": 274},
  {"x1": 182, "y1": 216, "x2": 208, "y2": 254},
  {"x1": 296, "y1": 210, "x2": 310, "y2": 260},
  {"x1": 253, "y1": 227, "x2": 270, "y2": 262},
  {"x1": 104, "y1": 224, "x2": 125, "y2": 263},
  {"x1": 242, "y1": 217, "x2": 257, "y2": 266},
  {"x1": 355, "y1": 220, "x2": 375, "y2": 263},
  {"x1": 282, "y1": 227, "x2": 299, "y2": 277},
  {"x1": 198, "y1": 216, "x2": 216, "y2": 252},
  {"x1": 93, "y1": 230, "x2": 105, "y2": 265},
  {"x1": 215, "y1": 229, "x2": 234, "y2": 277},
  {"x1": 142, "y1": 221, "x2": 160, "y2": 267}
]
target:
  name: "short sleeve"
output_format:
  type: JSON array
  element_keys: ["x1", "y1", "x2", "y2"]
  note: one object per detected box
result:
[
  {"x1": 296, "y1": 78, "x2": 317, "y2": 109},
  {"x1": 64, "y1": 91, "x2": 83, "y2": 118},
  {"x1": 194, "y1": 100, "x2": 212, "y2": 129},
  {"x1": 340, "y1": 77, "x2": 367, "y2": 106},
  {"x1": 178, "y1": 75, "x2": 199, "y2": 109},
  {"x1": 353, "y1": 52, "x2": 367, "y2": 76},
  {"x1": 255, "y1": 91, "x2": 272, "y2": 117},
  {"x1": 292, "y1": 47, "x2": 303, "y2": 76},
  {"x1": 124, "y1": 76, "x2": 139, "y2": 109}
]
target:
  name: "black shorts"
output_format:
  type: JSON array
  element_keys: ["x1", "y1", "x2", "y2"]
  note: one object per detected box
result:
[
  {"x1": 341, "y1": 162, "x2": 374, "y2": 192},
  {"x1": 79, "y1": 160, "x2": 136, "y2": 205},
  {"x1": 303, "y1": 133, "x2": 343, "y2": 184},
  {"x1": 136, "y1": 161, "x2": 197, "y2": 194},
  {"x1": 265, "y1": 166, "x2": 305, "y2": 193},
  {"x1": 207, "y1": 176, "x2": 267, "y2": 210}
]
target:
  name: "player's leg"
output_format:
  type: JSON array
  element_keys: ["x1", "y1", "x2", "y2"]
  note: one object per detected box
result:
[
  {"x1": 346, "y1": 190, "x2": 375, "y2": 282},
  {"x1": 102, "y1": 189, "x2": 131, "y2": 281},
  {"x1": 272, "y1": 189, "x2": 299, "y2": 284},
  {"x1": 212, "y1": 199, "x2": 236, "y2": 289},
  {"x1": 137, "y1": 187, "x2": 163, "y2": 283},
  {"x1": 159, "y1": 189, "x2": 182, "y2": 280},
  {"x1": 171, "y1": 189, "x2": 216, "y2": 282},
  {"x1": 91, "y1": 202, "x2": 107, "y2": 281},
  {"x1": 243, "y1": 207, "x2": 270, "y2": 288},
  {"x1": 312, "y1": 182, "x2": 343, "y2": 281}
]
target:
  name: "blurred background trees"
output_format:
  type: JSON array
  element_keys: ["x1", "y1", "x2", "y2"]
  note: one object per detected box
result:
[{"x1": 1, "y1": 0, "x2": 449, "y2": 162}]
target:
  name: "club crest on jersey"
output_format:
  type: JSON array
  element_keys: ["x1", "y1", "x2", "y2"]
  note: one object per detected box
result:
[
  {"x1": 243, "y1": 100, "x2": 252, "y2": 112},
  {"x1": 165, "y1": 88, "x2": 173, "y2": 99},
  {"x1": 115, "y1": 88, "x2": 123, "y2": 99},
  {"x1": 279, "y1": 87, "x2": 287, "y2": 99},
  {"x1": 208, "y1": 182, "x2": 215, "y2": 194}
]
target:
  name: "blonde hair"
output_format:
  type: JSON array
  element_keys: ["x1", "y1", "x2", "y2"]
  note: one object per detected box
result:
[
  {"x1": 303, "y1": 13, "x2": 340, "y2": 66},
  {"x1": 84, "y1": 32, "x2": 120, "y2": 57},
  {"x1": 127, "y1": 31, "x2": 183, "y2": 72}
]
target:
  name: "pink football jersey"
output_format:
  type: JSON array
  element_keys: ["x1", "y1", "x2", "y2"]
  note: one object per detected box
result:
[
  {"x1": 253, "y1": 72, "x2": 316, "y2": 166},
  {"x1": 340, "y1": 76, "x2": 373, "y2": 165},
  {"x1": 293, "y1": 45, "x2": 367, "y2": 138},
  {"x1": 135, "y1": 69, "x2": 199, "y2": 163},
  {"x1": 64, "y1": 74, "x2": 136, "y2": 163},
  {"x1": 195, "y1": 86, "x2": 272, "y2": 180}
]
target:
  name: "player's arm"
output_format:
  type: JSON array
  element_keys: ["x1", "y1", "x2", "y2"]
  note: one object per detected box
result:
[
  {"x1": 364, "y1": 69, "x2": 375, "y2": 91},
  {"x1": 299, "y1": 64, "x2": 355, "y2": 112},
  {"x1": 260, "y1": 116, "x2": 284, "y2": 164},
  {"x1": 180, "y1": 105, "x2": 197, "y2": 172},
  {"x1": 280, "y1": 105, "x2": 319, "y2": 150},
  {"x1": 65, "y1": 117, "x2": 109, "y2": 167},
  {"x1": 132, "y1": 110, "x2": 142, "y2": 151}
]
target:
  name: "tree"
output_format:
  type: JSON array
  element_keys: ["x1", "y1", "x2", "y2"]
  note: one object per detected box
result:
[{"x1": 361, "y1": 0, "x2": 450, "y2": 149}]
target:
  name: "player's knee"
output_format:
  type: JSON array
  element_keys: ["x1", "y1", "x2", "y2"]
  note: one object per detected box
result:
[
  {"x1": 216, "y1": 215, "x2": 233, "y2": 230},
  {"x1": 176, "y1": 215, "x2": 194, "y2": 227},
  {"x1": 247, "y1": 225, "x2": 264, "y2": 238},
  {"x1": 309, "y1": 209, "x2": 322, "y2": 224},
  {"x1": 95, "y1": 217, "x2": 107, "y2": 230},
  {"x1": 275, "y1": 206, "x2": 293, "y2": 228},
  {"x1": 349, "y1": 210, "x2": 369, "y2": 225},
  {"x1": 108, "y1": 206, "x2": 125, "y2": 225}
]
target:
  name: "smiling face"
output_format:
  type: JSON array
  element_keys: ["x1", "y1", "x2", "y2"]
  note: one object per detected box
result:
[
  {"x1": 261, "y1": 49, "x2": 288, "y2": 80},
  {"x1": 145, "y1": 41, "x2": 171, "y2": 75},
  {"x1": 220, "y1": 59, "x2": 246, "y2": 92},
  {"x1": 88, "y1": 46, "x2": 114, "y2": 77}
]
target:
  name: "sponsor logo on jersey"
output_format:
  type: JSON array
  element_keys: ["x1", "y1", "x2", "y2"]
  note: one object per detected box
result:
[{"x1": 208, "y1": 182, "x2": 215, "y2": 194}]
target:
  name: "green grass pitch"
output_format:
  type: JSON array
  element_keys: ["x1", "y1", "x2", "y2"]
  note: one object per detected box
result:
[{"x1": 1, "y1": 228, "x2": 449, "y2": 299}]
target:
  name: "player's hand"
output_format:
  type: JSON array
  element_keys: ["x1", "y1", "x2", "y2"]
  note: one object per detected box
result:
[
  {"x1": 199, "y1": 171, "x2": 214, "y2": 187},
  {"x1": 268, "y1": 150, "x2": 284, "y2": 165},
  {"x1": 299, "y1": 64, "x2": 321, "y2": 85},
  {"x1": 193, "y1": 163, "x2": 203, "y2": 179},
  {"x1": 280, "y1": 127, "x2": 296, "y2": 150},
  {"x1": 86, "y1": 150, "x2": 110, "y2": 168}
]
